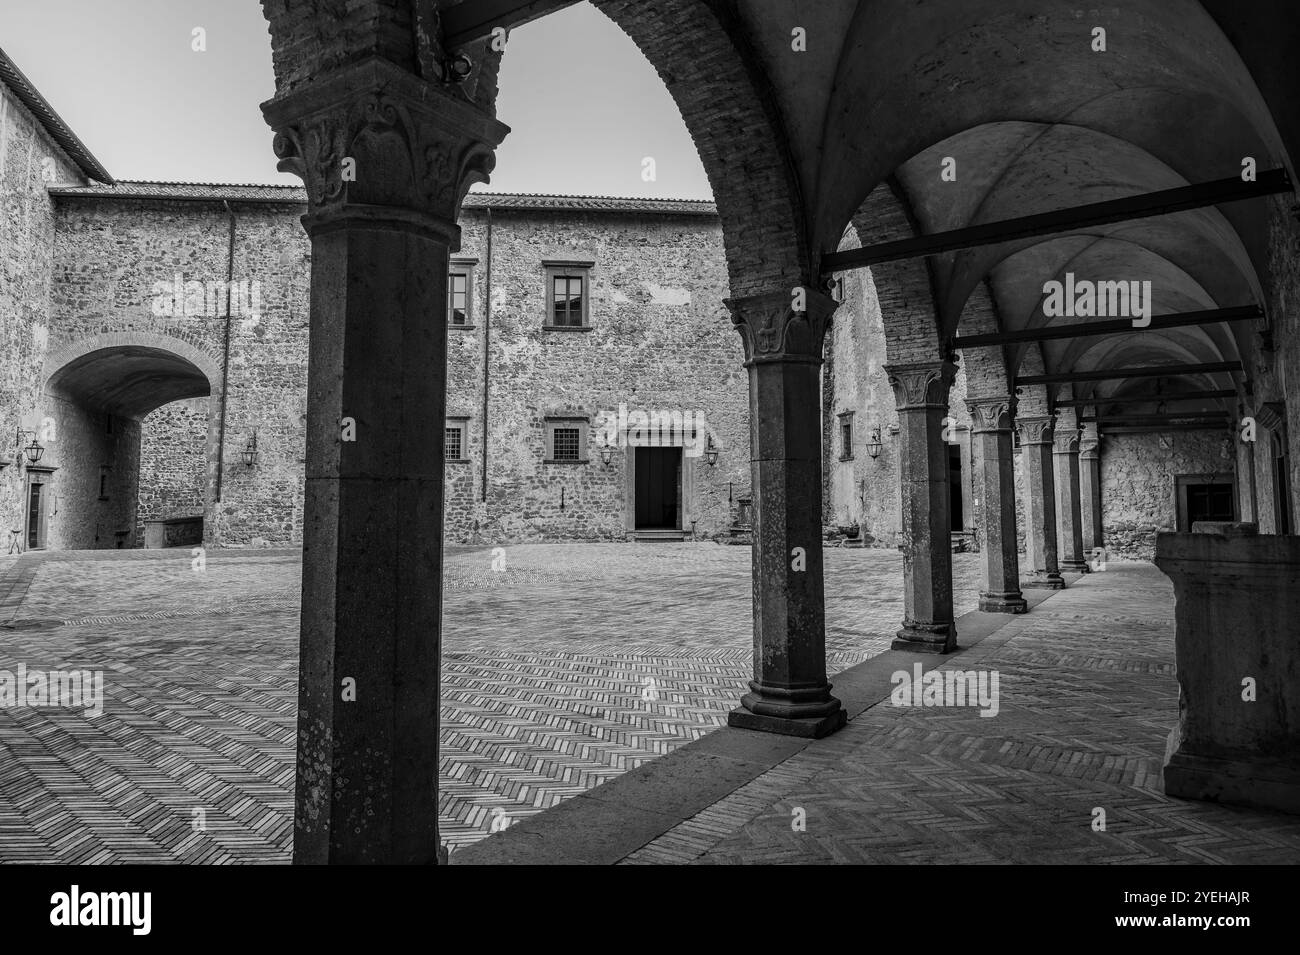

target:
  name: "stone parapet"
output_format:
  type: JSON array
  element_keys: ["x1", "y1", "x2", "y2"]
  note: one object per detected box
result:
[{"x1": 1155, "y1": 526, "x2": 1300, "y2": 815}]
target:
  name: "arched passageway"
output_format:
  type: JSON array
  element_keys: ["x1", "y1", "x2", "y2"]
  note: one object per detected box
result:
[{"x1": 40, "y1": 338, "x2": 217, "y2": 551}]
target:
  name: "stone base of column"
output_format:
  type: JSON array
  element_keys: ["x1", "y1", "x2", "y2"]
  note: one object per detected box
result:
[
  {"x1": 892, "y1": 621, "x2": 957, "y2": 653},
  {"x1": 979, "y1": 591, "x2": 1028, "y2": 614},
  {"x1": 1023, "y1": 572, "x2": 1065, "y2": 589},
  {"x1": 728, "y1": 684, "x2": 846, "y2": 738},
  {"x1": 1164, "y1": 749, "x2": 1300, "y2": 816},
  {"x1": 1060, "y1": 559, "x2": 1090, "y2": 573},
  {"x1": 728, "y1": 705, "x2": 847, "y2": 738}
]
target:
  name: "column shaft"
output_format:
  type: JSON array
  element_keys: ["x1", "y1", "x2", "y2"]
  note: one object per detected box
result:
[
  {"x1": 1018, "y1": 416, "x2": 1064, "y2": 589},
  {"x1": 727, "y1": 290, "x2": 845, "y2": 738},
  {"x1": 264, "y1": 61, "x2": 508, "y2": 864},
  {"x1": 1079, "y1": 441, "x2": 1103, "y2": 555},
  {"x1": 1054, "y1": 427, "x2": 1087, "y2": 572},
  {"x1": 968, "y1": 397, "x2": 1026, "y2": 613},
  {"x1": 887, "y1": 361, "x2": 958, "y2": 652}
]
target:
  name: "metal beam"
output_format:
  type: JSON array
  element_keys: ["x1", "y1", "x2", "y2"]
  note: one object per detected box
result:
[
  {"x1": 1018, "y1": 361, "x2": 1242, "y2": 386},
  {"x1": 822, "y1": 169, "x2": 1292, "y2": 274},
  {"x1": 1055, "y1": 390, "x2": 1237, "y2": 408},
  {"x1": 442, "y1": 0, "x2": 581, "y2": 48},
  {"x1": 1097, "y1": 424, "x2": 1233, "y2": 434},
  {"x1": 953, "y1": 306, "x2": 1261, "y2": 349},
  {"x1": 1084, "y1": 415, "x2": 1232, "y2": 425}
]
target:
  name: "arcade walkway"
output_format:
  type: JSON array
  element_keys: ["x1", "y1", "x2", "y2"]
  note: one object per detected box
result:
[{"x1": 0, "y1": 546, "x2": 1296, "y2": 864}]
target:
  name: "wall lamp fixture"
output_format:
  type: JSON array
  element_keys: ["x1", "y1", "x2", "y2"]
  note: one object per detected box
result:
[
  {"x1": 241, "y1": 429, "x2": 259, "y2": 468},
  {"x1": 14, "y1": 428, "x2": 43, "y2": 466}
]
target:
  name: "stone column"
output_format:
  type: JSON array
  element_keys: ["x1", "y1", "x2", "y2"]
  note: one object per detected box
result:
[
  {"x1": 727, "y1": 289, "x2": 846, "y2": 738},
  {"x1": 264, "y1": 60, "x2": 508, "y2": 865},
  {"x1": 1054, "y1": 424, "x2": 1088, "y2": 572},
  {"x1": 967, "y1": 397, "x2": 1026, "y2": 613},
  {"x1": 885, "y1": 360, "x2": 958, "y2": 652},
  {"x1": 1018, "y1": 416, "x2": 1064, "y2": 589},
  {"x1": 1079, "y1": 424, "x2": 1103, "y2": 555}
]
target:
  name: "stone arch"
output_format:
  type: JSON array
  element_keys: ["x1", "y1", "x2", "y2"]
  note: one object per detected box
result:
[
  {"x1": 40, "y1": 331, "x2": 220, "y2": 551},
  {"x1": 44, "y1": 330, "x2": 221, "y2": 414},
  {"x1": 590, "y1": 0, "x2": 811, "y2": 296}
]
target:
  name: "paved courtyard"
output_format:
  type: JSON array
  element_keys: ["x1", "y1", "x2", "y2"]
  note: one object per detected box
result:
[
  {"x1": 0, "y1": 543, "x2": 983, "y2": 862},
  {"x1": 3, "y1": 544, "x2": 1297, "y2": 865}
]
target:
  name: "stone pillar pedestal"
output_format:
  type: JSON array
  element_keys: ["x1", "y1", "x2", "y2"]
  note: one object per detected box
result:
[
  {"x1": 967, "y1": 397, "x2": 1026, "y2": 613},
  {"x1": 886, "y1": 361, "x2": 958, "y2": 652},
  {"x1": 726, "y1": 290, "x2": 846, "y2": 738},
  {"x1": 1053, "y1": 426, "x2": 1088, "y2": 573},
  {"x1": 1079, "y1": 433, "x2": 1103, "y2": 555},
  {"x1": 264, "y1": 60, "x2": 508, "y2": 864},
  {"x1": 1155, "y1": 524, "x2": 1300, "y2": 815},
  {"x1": 1018, "y1": 416, "x2": 1064, "y2": 589}
]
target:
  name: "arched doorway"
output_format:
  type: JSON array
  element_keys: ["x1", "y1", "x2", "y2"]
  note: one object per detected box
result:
[{"x1": 40, "y1": 338, "x2": 218, "y2": 551}]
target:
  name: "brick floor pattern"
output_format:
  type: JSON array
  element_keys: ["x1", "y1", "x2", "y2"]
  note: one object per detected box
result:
[
  {"x1": 3, "y1": 546, "x2": 1296, "y2": 864},
  {"x1": 622, "y1": 565, "x2": 1300, "y2": 865},
  {"x1": 0, "y1": 544, "x2": 982, "y2": 861}
]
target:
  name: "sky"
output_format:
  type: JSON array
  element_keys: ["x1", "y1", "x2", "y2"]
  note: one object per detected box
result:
[{"x1": 0, "y1": 0, "x2": 713, "y2": 199}]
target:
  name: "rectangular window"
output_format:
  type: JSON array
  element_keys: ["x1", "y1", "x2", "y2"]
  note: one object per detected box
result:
[
  {"x1": 838, "y1": 412, "x2": 854, "y2": 462},
  {"x1": 553, "y1": 427, "x2": 580, "y2": 460},
  {"x1": 447, "y1": 260, "x2": 476, "y2": 328},
  {"x1": 1175, "y1": 474, "x2": 1236, "y2": 530},
  {"x1": 553, "y1": 276, "x2": 584, "y2": 326},
  {"x1": 544, "y1": 263, "x2": 593, "y2": 329},
  {"x1": 449, "y1": 273, "x2": 469, "y2": 325},
  {"x1": 545, "y1": 417, "x2": 589, "y2": 463},
  {"x1": 444, "y1": 418, "x2": 470, "y2": 462}
]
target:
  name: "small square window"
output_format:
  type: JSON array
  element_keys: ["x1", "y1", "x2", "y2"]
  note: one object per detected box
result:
[
  {"x1": 544, "y1": 417, "x2": 589, "y2": 463},
  {"x1": 553, "y1": 427, "x2": 580, "y2": 460}
]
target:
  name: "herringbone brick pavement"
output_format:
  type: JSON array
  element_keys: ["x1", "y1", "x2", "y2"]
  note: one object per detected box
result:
[
  {"x1": 623, "y1": 565, "x2": 1300, "y2": 865},
  {"x1": 0, "y1": 543, "x2": 984, "y2": 861}
]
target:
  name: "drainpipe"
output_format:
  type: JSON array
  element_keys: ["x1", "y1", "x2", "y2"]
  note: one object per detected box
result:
[
  {"x1": 481, "y1": 204, "x2": 492, "y2": 502},
  {"x1": 215, "y1": 200, "x2": 237, "y2": 503}
]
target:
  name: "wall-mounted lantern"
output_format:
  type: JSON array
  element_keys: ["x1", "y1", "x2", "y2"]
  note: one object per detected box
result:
[
  {"x1": 704, "y1": 435, "x2": 719, "y2": 467},
  {"x1": 866, "y1": 427, "x2": 883, "y2": 459},
  {"x1": 241, "y1": 429, "x2": 260, "y2": 468},
  {"x1": 15, "y1": 428, "x2": 43, "y2": 466},
  {"x1": 599, "y1": 443, "x2": 614, "y2": 467}
]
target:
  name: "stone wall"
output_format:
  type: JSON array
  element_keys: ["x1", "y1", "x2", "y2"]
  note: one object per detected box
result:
[
  {"x1": 47, "y1": 193, "x2": 743, "y2": 548},
  {"x1": 1099, "y1": 429, "x2": 1236, "y2": 560},
  {"x1": 448, "y1": 205, "x2": 745, "y2": 543},
  {"x1": 50, "y1": 196, "x2": 311, "y2": 549},
  {"x1": 137, "y1": 397, "x2": 208, "y2": 543},
  {"x1": 0, "y1": 80, "x2": 82, "y2": 548}
]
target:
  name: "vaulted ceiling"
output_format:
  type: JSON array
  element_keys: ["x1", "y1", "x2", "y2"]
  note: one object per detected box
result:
[{"x1": 271, "y1": 0, "x2": 1299, "y2": 411}]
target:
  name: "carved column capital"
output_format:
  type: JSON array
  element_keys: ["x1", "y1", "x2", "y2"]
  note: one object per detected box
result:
[
  {"x1": 727, "y1": 287, "x2": 838, "y2": 365},
  {"x1": 262, "y1": 57, "x2": 509, "y2": 238},
  {"x1": 1017, "y1": 415, "x2": 1055, "y2": 445},
  {"x1": 1053, "y1": 428, "x2": 1081, "y2": 454},
  {"x1": 884, "y1": 361, "x2": 957, "y2": 411},
  {"x1": 1079, "y1": 441, "x2": 1100, "y2": 460},
  {"x1": 965, "y1": 395, "x2": 1015, "y2": 433}
]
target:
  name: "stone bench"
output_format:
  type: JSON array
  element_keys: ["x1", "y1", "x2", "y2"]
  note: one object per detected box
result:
[{"x1": 143, "y1": 516, "x2": 204, "y2": 549}]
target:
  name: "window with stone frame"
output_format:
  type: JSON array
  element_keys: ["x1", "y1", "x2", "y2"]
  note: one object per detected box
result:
[
  {"x1": 545, "y1": 417, "x2": 589, "y2": 463},
  {"x1": 448, "y1": 261, "x2": 475, "y2": 327},
  {"x1": 838, "y1": 412, "x2": 854, "y2": 461},
  {"x1": 445, "y1": 418, "x2": 470, "y2": 462},
  {"x1": 544, "y1": 262, "x2": 593, "y2": 330}
]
